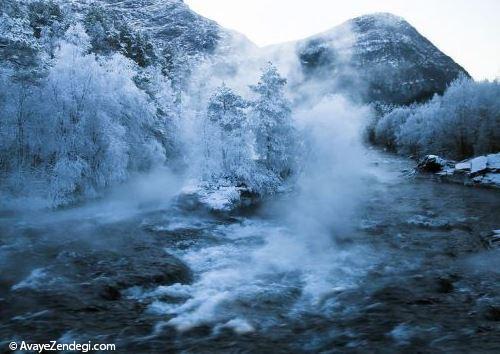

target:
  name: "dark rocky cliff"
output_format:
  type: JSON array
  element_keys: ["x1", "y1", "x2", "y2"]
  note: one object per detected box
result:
[{"x1": 294, "y1": 13, "x2": 469, "y2": 104}]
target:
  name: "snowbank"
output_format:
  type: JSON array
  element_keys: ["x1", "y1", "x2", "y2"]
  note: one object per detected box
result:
[{"x1": 417, "y1": 153, "x2": 500, "y2": 189}]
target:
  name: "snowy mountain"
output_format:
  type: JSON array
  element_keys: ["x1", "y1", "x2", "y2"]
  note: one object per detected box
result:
[
  {"x1": 0, "y1": 0, "x2": 253, "y2": 85},
  {"x1": 1, "y1": 2, "x2": 467, "y2": 103},
  {"x1": 287, "y1": 13, "x2": 469, "y2": 104},
  {"x1": 90, "y1": 0, "x2": 256, "y2": 85},
  {"x1": 1, "y1": 2, "x2": 484, "y2": 209}
]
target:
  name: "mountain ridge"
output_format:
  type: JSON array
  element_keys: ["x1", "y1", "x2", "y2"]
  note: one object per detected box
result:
[
  {"x1": 281, "y1": 12, "x2": 469, "y2": 104},
  {"x1": 0, "y1": 1, "x2": 470, "y2": 105}
]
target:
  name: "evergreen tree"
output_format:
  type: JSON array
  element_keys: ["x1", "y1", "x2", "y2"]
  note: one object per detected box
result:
[
  {"x1": 250, "y1": 63, "x2": 296, "y2": 179},
  {"x1": 205, "y1": 83, "x2": 250, "y2": 182}
]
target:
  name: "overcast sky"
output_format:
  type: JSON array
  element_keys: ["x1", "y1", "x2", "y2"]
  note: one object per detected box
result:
[{"x1": 186, "y1": 0, "x2": 500, "y2": 80}]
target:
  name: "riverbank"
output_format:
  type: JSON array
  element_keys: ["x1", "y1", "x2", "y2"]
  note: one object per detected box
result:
[{"x1": 417, "y1": 153, "x2": 500, "y2": 189}]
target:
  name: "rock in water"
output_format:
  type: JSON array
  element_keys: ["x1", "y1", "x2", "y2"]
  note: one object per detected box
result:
[
  {"x1": 455, "y1": 161, "x2": 471, "y2": 172},
  {"x1": 417, "y1": 155, "x2": 450, "y2": 173},
  {"x1": 470, "y1": 156, "x2": 488, "y2": 175},
  {"x1": 417, "y1": 153, "x2": 500, "y2": 189},
  {"x1": 100, "y1": 285, "x2": 122, "y2": 301}
]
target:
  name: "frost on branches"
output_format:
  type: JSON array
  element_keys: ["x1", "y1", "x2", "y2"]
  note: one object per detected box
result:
[
  {"x1": 0, "y1": 24, "x2": 177, "y2": 208},
  {"x1": 203, "y1": 83, "x2": 251, "y2": 184},
  {"x1": 373, "y1": 76, "x2": 500, "y2": 160},
  {"x1": 250, "y1": 63, "x2": 298, "y2": 181},
  {"x1": 190, "y1": 63, "x2": 299, "y2": 211},
  {"x1": 0, "y1": 1, "x2": 298, "y2": 211}
]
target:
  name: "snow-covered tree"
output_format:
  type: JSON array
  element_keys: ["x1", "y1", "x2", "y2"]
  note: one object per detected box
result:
[
  {"x1": 203, "y1": 83, "x2": 251, "y2": 184},
  {"x1": 83, "y1": 4, "x2": 157, "y2": 68},
  {"x1": 250, "y1": 63, "x2": 297, "y2": 179},
  {"x1": 375, "y1": 76, "x2": 500, "y2": 160},
  {"x1": 0, "y1": 25, "x2": 171, "y2": 207},
  {"x1": 374, "y1": 105, "x2": 414, "y2": 150}
]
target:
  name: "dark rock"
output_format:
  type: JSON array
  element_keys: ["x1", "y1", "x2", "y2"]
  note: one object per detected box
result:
[
  {"x1": 100, "y1": 285, "x2": 121, "y2": 301},
  {"x1": 436, "y1": 278, "x2": 454, "y2": 293},
  {"x1": 116, "y1": 255, "x2": 193, "y2": 288},
  {"x1": 485, "y1": 306, "x2": 500, "y2": 321},
  {"x1": 291, "y1": 13, "x2": 468, "y2": 105},
  {"x1": 58, "y1": 247, "x2": 193, "y2": 292},
  {"x1": 417, "y1": 155, "x2": 450, "y2": 173}
]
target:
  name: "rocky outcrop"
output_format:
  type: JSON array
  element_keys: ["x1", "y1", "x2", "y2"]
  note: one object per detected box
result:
[
  {"x1": 417, "y1": 155, "x2": 454, "y2": 173},
  {"x1": 280, "y1": 13, "x2": 469, "y2": 105},
  {"x1": 416, "y1": 153, "x2": 500, "y2": 189}
]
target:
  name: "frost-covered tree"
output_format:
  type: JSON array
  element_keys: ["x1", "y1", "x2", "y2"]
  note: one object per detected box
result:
[
  {"x1": 27, "y1": 0, "x2": 67, "y2": 57},
  {"x1": 134, "y1": 64, "x2": 180, "y2": 158},
  {"x1": 203, "y1": 83, "x2": 252, "y2": 184},
  {"x1": 375, "y1": 76, "x2": 500, "y2": 160},
  {"x1": 0, "y1": 25, "x2": 171, "y2": 207},
  {"x1": 375, "y1": 106, "x2": 409, "y2": 150},
  {"x1": 432, "y1": 76, "x2": 500, "y2": 158},
  {"x1": 250, "y1": 63, "x2": 297, "y2": 179},
  {"x1": 83, "y1": 5, "x2": 157, "y2": 68},
  {"x1": 0, "y1": 0, "x2": 43, "y2": 71}
]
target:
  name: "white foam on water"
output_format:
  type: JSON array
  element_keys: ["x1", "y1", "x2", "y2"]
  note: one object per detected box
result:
[
  {"x1": 143, "y1": 96, "x2": 379, "y2": 333},
  {"x1": 12, "y1": 268, "x2": 52, "y2": 291},
  {"x1": 147, "y1": 219, "x2": 378, "y2": 332},
  {"x1": 214, "y1": 318, "x2": 255, "y2": 334}
]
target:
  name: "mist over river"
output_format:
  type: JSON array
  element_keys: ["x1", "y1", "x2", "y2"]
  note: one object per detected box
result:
[
  {"x1": 1, "y1": 1, "x2": 499, "y2": 352},
  {"x1": 1, "y1": 150, "x2": 499, "y2": 353}
]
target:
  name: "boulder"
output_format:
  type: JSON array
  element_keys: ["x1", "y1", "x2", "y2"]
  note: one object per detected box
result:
[
  {"x1": 417, "y1": 155, "x2": 450, "y2": 173},
  {"x1": 178, "y1": 180, "x2": 258, "y2": 213},
  {"x1": 454, "y1": 161, "x2": 471, "y2": 172},
  {"x1": 417, "y1": 153, "x2": 500, "y2": 189},
  {"x1": 486, "y1": 153, "x2": 500, "y2": 171},
  {"x1": 470, "y1": 156, "x2": 488, "y2": 175}
]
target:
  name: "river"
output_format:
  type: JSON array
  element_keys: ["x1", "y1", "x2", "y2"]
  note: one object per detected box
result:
[{"x1": 1, "y1": 150, "x2": 499, "y2": 353}]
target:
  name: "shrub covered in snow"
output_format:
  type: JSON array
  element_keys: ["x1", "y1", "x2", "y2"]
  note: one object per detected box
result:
[
  {"x1": 374, "y1": 76, "x2": 500, "y2": 160},
  {"x1": 0, "y1": 26, "x2": 176, "y2": 207}
]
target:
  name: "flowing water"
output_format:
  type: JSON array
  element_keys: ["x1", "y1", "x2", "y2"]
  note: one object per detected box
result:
[{"x1": 1, "y1": 151, "x2": 499, "y2": 353}]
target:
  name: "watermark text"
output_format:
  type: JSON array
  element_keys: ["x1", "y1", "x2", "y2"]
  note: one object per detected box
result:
[{"x1": 9, "y1": 340, "x2": 115, "y2": 353}]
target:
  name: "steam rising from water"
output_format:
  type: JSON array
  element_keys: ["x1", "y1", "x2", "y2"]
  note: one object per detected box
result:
[
  {"x1": 139, "y1": 94, "x2": 378, "y2": 332},
  {"x1": 2, "y1": 167, "x2": 184, "y2": 229},
  {"x1": 5, "y1": 21, "x2": 380, "y2": 336}
]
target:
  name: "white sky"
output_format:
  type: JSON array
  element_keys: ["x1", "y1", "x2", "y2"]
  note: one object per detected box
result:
[{"x1": 186, "y1": 0, "x2": 500, "y2": 80}]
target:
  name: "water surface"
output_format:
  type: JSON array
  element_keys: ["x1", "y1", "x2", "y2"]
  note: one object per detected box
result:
[{"x1": 1, "y1": 151, "x2": 499, "y2": 353}]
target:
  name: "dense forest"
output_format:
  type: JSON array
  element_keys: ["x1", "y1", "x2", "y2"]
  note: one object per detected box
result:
[
  {"x1": 0, "y1": 1, "x2": 301, "y2": 208},
  {"x1": 371, "y1": 77, "x2": 500, "y2": 160}
]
